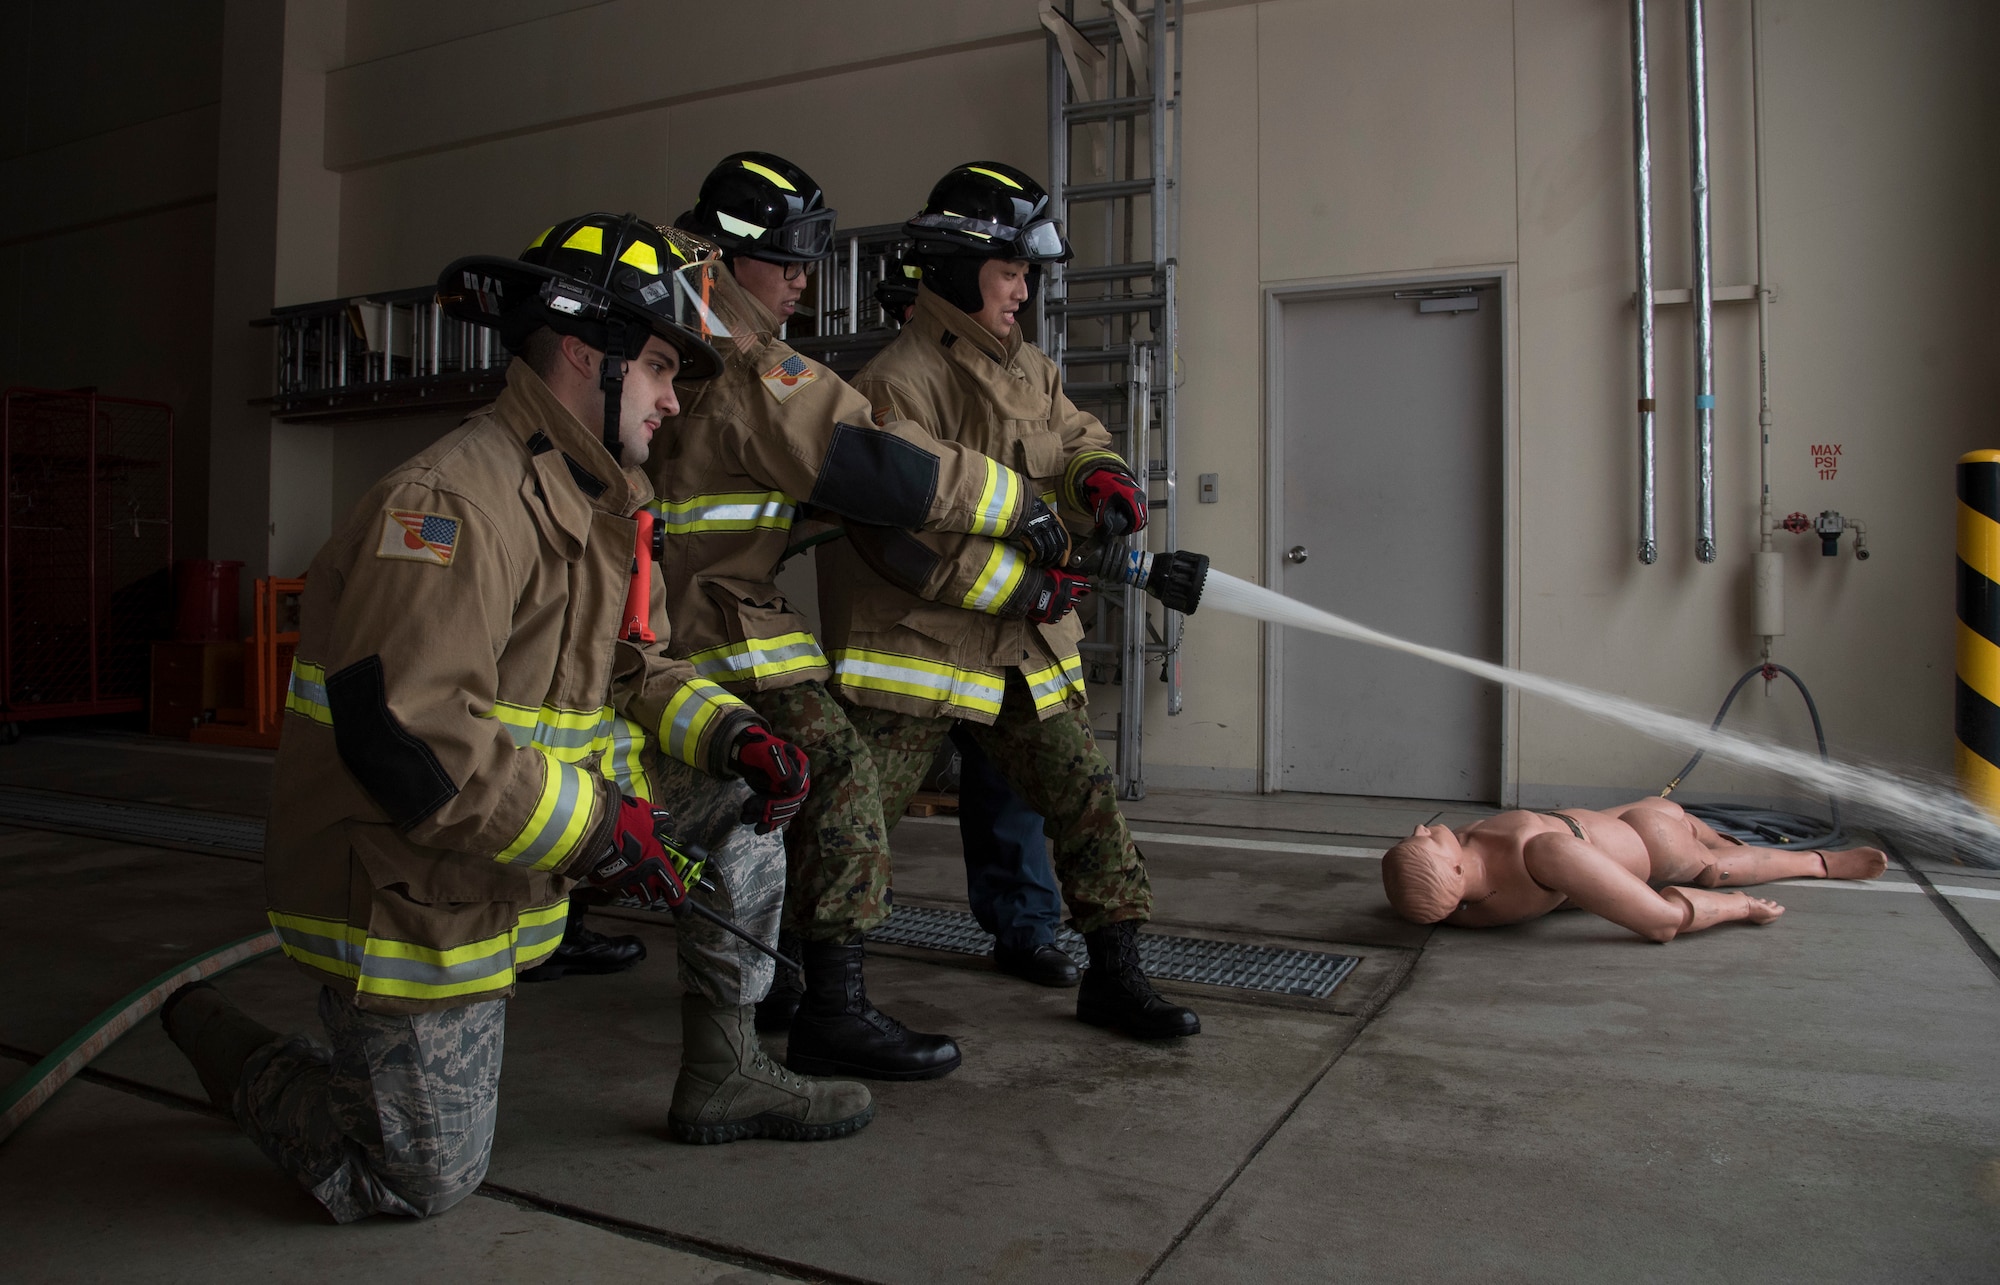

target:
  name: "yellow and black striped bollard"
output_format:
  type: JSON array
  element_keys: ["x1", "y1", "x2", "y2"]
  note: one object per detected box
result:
[{"x1": 1956, "y1": 451, "x2": 2000, "y2": 824}]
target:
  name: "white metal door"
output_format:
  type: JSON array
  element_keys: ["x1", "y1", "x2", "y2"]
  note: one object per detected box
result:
[{"x1": 1276, "y1": 288, "x2": 1502, "y2": 800}]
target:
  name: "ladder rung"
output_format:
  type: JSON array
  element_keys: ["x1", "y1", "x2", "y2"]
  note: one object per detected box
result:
[
  {"x1": 1061, "y1": 178, "x2": 1159, "y2": 202},
  {"x1": 1063, "y1": 96, "x2": 1156, "y2": 123},
  {"x1": 1064, "y1": 262, "x2": 1160, "y2": 283},
  {"x1": 1047, "y1": 294, "x2": 1166, "y2": 318},
  {"x1": 1059, "y1": 344, "x2": 1138, "y2": 364}
]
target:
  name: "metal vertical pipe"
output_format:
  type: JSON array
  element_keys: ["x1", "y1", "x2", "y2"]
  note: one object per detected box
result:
[
  {"x1": 847, "y1": 236, "x2": 860, "y2": 336},
  {"x1": 1687, "y1": 0, "x2": 1717, "y2": 563},
  {"x1": 429, "y1": 301, "x2": 441, "y2": 376},
  {"x1": 1631, "y1": 0, "x2": 1658, "y2": 564}
]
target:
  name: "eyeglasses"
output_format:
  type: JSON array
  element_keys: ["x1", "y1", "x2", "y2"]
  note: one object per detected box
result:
[{"x1": 780, "y1": 260, "x2": 809, "y2": 282}]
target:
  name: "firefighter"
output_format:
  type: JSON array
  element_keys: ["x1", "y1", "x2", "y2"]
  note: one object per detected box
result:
[
  {"x1": 810, "y1": 162, "x2": 1200, "y2": 1043},
  {"x1": 647, "y1": 152, "x2": 1083, "y2": 1081},
  {"x1": 159, "y1": 214, "x2": 870, "y2": 1224}
]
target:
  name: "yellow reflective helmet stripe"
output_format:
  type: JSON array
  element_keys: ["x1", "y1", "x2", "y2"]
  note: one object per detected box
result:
[
  {"x1": 660, "y1": 678, "x2": 748, "y2": 766},
  {"x1": 740, "y1": 159, "x2": 797, "y2": 191},
  {"x1": 688, "y1": 633, "x2": 828, "y2": 684},
  {"x1": 618, "y1": 239, "x2": 661, "y2": 273},
  {"x1": 645, "y1": 492, "x2": 797, "y2": 535},
  {"x1": 494, "y1": 751, "x2": 596, "y2": 871},
  {"x1": 561, "y1": 225, "x2": 605, "y2": 254},
  {"x1": 967, "y1": 165, "x2": 1024, "y2": 190},
  {"x1": 527, "y1": 226, "x2": 554, "y2": 250},
  {"x1": 284, "y1": 659, "x2": 332, "y2": 726},
  {"x1": 963, "y1": 542, "x2": 1027, "y2": 614},
  {"x1": 830, "y1": 648, "x2": 1006, "y2": 717},
  {"x1": 969, "y1": 459, "x2": 1019, "y2": 536}
]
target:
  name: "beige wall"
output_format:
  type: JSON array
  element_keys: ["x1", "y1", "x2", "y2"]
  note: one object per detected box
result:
[
  {"x1": 222, "y1": 0, "x2": 1995, "y2": 802},
  {"x1": 1, "y1": 0, "x2": 224, "y2": 559}
]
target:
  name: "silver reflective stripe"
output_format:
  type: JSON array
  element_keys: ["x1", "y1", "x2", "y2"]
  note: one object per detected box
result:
[
  {"x1": 288, "y1": 670, "x2": 329, "y2": 709},
  {"x1": 693, "y1": 637, "x2": 826, "y2": 677},
  {"x1": 531, "y1": 720, "x2": 602, "y2": 752},
  {"x1": 514, "y1": 913, "x2": 568, "y2": 961},
  {"x1": 498, "y1": 759, "x2": 585, "y2": 868},
  {"x1": 362, "y1": 942, "x2": 514, "y2": 988},
  {"x1": 967, "y1": 544, "x2": 1025, "y2": 612},
  {"x1": 1027, "y1": 658, "x2": 1083, "y2": 704},
  {"x1": 273, "y1": 920, "x2": 361, "y2": 969},
  {"x1": 836, "y1": 655, "x2": 1005, "y2": 705}
]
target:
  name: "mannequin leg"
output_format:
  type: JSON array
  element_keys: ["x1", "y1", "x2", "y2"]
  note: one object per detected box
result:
[
  {"x1": 1660, "y1": 886, "x2": 1786, "y2": 934},
  {"x1": 1611, "y1": 800, "x2": 1886, "y2": 887}
]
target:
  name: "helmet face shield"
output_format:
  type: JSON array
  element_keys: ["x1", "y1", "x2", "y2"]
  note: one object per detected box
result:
[{"x1": 664, "y1": 258, "x2": 734, "y2": 345}]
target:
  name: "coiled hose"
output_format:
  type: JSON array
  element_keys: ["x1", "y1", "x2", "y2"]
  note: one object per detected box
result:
[{"x1": 1658, "y1": 662, "x2": 1845, "y2": 849}]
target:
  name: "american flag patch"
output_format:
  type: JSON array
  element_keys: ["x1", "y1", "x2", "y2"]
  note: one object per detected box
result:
[
  {"x1": 759, "y1": 352, "x2": 818, "y2": 404},
  {"x1": 376, "y1": 509, "x2": 461, "y2": 567}
]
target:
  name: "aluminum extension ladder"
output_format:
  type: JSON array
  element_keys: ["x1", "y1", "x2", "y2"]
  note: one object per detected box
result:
[{"x1": 1040, "y1": 0, "x2": 1184, "y2": 799}]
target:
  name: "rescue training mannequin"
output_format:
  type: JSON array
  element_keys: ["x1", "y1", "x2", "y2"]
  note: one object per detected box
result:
[
  {"x1": 805, "y1": 161, "x2": 1199, "y2": 1053},
  {"x1": 158, "y1": 216, "x2": 870, "y2": 1225},
  {"x1": 1382, "y1": 796, "x2": 1889, "y2": 940},
  {"x1": 648, "y1": 153, "x2": 1082, "y2": 1079}
]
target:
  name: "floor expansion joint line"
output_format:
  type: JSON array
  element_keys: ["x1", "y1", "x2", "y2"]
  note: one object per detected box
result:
[
  {"x1": 1132, "y1": 1011, "x2": 1380, "y2": 1285},
  {"x1": 0, "y1": 1039, "x2": 225, "y2": 1121},
  {"x1": 475, "y1": 1181, "x2": 894, "y2": 1285},
  {"x1": 1887, "y1": 839, "x2": 2000, "y2": 986}
]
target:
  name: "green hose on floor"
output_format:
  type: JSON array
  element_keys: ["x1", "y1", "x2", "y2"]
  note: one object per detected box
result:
[{"x1": 0, "y1": 930, "x2": 279, "y2": 1144}]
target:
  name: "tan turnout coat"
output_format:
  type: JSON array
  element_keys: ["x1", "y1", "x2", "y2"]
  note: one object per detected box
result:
[
  {"x1": 269, "y1": 361, "x2": 759, "y2": 1014},
  {"x1": 818, "y1": 285, "x2": 1128, "y2": 724},
  {"x1": 647, "y1": 270, "x2": 1034, "y2": 695}
]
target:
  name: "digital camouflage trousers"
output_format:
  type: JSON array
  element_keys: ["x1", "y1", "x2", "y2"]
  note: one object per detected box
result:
[
  {"x1": 237, "y1": 985, "x2": 504, "y2": 1223},
  {"x1": 767, "y1": 673, "x2": 1152, "y2": 941},
  {"x1": 644, "y1": 754, "x2": 787, "y2": 1007}
]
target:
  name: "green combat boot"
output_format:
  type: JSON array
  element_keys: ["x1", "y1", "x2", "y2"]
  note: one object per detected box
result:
[
  {"x1": 159, "y1": 981, "x2": 282, "y2": 1114},
  {"x1": 669, "y1": 992, "x2": 874, "y2": 1145}
]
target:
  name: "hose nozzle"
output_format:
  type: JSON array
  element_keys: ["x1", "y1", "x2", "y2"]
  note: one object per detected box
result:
[{"x1": 1067, "y1": 539, "x2": 1210, "y2": 614}]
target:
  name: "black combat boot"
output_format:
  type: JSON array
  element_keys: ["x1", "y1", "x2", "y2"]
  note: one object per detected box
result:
[
  {"x1": 1077, "y1": 920, "x2": 1200, "y2": 1039},
  {"x1": 160, "y1": 981, "x2": 282, "y2": 1113},
  {"x1": 518, "y1": 904, "x2": 646, "y2": 982},
  {"x1": 754, "y1": 932, "x2": 806, "y2": 1032},
  {"x1": 784, "y1": 940, "x2": 962, "y2": 1081},
  {"x1": 993, "y1": 941, "x2": 1081, "y2": 987}
]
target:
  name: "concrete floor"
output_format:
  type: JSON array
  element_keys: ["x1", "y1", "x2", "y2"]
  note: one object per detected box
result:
[{"x1": 2, "y1": 732, "x2": 1997, "y2": 1282}]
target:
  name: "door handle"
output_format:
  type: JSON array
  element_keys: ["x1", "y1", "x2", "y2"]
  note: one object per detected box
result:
[{"x1": 1287, "y1": 545, "x2": 1309, "y2": 564}]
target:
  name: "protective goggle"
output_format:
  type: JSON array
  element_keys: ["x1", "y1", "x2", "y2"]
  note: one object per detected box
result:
[
  {"x1": 544, "y1": 254, "x2": 734, "y2": 343},
  {"x1": 907, "y1": 211, "x2": 1071, "y2": 262},
  {"x1": 767, "y1": 207, "x2": 838, "y2": 261}
]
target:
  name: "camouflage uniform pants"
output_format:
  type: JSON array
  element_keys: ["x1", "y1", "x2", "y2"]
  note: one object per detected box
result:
[
  {"x1": 799, "y1": 670, "x2": 1152, "y2": 940},
  {"x1": 743, "y1": 681, "x2": 895, "y2": 943},
  {"x1": 645, "y1": 754, "x2": 786, "y2": 1008},
  {"x1": 236, "y1": 985, "x2": 504, "y2": 1223}
]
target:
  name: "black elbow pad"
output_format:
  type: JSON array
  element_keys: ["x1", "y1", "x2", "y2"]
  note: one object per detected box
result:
[
  {"x1": 811, "y1": 423, "x2": 939, "y2": 529},
  {"x1": 849, "y1": 524, "x2": 943, "y2": 594},
  {"x1": 326, "y1": 655, "x2": 459, "y2": 828}
]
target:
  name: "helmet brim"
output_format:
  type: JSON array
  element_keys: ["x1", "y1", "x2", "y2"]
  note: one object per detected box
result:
[{"x1": 438, "y1": 255, "x2": 724, "y2": 381}]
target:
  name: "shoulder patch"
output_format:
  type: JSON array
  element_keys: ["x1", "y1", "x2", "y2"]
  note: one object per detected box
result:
[
  {"x1": 376, "y1": 509, "x2": 461, "y2": 567},
  {"x1": 760, "y1": 354, "x2": 819, "y2": 404}
]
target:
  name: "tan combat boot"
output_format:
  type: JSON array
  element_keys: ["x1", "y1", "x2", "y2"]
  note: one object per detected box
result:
[{"x1": 669, "y1": 991, "x2": 874, "y2": 1144}]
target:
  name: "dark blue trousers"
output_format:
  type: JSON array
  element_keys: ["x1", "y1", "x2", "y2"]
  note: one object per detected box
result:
[{"x1": 950, "y1": 722, "x2": 1062, "y2": 950}]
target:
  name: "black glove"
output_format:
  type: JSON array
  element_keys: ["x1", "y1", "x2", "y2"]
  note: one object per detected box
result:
[
  {"x1": 1020, "y1": 568, "x2": 1093, "y2": 624},
  {"x1": 1013, "y1": 495, "x2": 1073, "y2": 568}
]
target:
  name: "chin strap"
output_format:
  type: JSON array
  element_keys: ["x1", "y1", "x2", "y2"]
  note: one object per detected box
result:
[{"x1": 599, "y1": 331, "x2": 627, "y2": 464}]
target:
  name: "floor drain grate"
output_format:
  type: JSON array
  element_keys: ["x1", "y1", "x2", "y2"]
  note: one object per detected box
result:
[
  {"x1": 0, "y1": 787, "x2": 265, "y2": 853},
  {"x1": 870, "y1": 904, "x2": 1360, "y2": 1000}
]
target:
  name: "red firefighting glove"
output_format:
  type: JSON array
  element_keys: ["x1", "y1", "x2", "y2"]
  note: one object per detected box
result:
[
  {"x1": 1077, "y1": 462, "x2": 1148, "y2": 536},
  {"x1": 1014, "y1": 495, "x2": 1073, "y2": 568},
  {"x1": 1022, "y1": 568, "x2": 1093, "y2": 625},
  {"x1": 583, "y1": 796, "x2": 689, "y2": 909},
  {"x1": 730, "y1": 725, "x2": 811, "y2": 834}
]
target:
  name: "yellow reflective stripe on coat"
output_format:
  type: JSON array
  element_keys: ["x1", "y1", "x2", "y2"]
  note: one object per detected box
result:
[
  {"x1": 285, "y1": 659, "x2": 333, "y2": 726},
  {"x1": 688, "y1": 632, "x2": 828, "y2": 684},
  {"x1": 962, "y1": 542, "x2": 1027, "y2": 614},
  {"x1": 273, "y1": 903, "x2": 569, "y2": 1002},
  {"x1": 1063, "y1": 448, "x2": 1128, "y2": 512},
  {"x1": 646, "y1": 492, "x2": 796, "y2": 535},
  {"x1": 968, "y1": 459, "x2": 1019, "y2": 536},
  {"x1": 604, "y1": 715, "x2": 649, "y2": 800},
  {"x1": 1022, "y1": 653, "x2": 1087, "y2": 712},
  {"x1": 830, "y1": 647, "x2": 1006, "y2": 716},
  {"x1": 660, "y1": 678, "x2": 748, "y2": 765},
  {"x1": 494, "y1": 750, "x2": 596, "y2": 871}
]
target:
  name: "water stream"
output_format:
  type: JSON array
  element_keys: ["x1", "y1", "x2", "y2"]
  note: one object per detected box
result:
[{"x1": 1198, "y1": 569, "x2": 1997, "y2": 857}]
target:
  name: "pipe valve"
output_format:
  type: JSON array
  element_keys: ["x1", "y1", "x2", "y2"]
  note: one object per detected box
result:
[{"x1": 1782, "y1": 510, "x2": 1868, "y2": 560}]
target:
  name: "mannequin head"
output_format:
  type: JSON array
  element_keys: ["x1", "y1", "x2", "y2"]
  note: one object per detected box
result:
[{"x1": 1382, "y1": 823, "x2": 1468, "y2": 923}]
